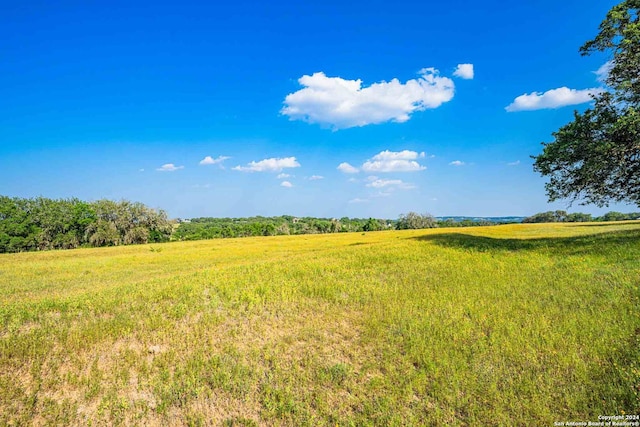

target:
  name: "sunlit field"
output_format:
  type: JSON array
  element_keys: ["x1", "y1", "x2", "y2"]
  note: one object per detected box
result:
[{"x1": 1, "y1": 222, "x2": 639, "y2": 425}]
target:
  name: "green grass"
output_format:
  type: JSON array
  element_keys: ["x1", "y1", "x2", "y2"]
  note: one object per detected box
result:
[{"x1": 1, "y1": 222, "x2": 639, "y2": 425}]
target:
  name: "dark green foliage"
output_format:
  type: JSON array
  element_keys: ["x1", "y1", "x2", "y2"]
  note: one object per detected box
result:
[
  {"x1": 31, "y1": 197, "x2": 96, "y2": 250},
  {"x1": 601, "y1": 211, "x2": 633, "y2": 221},
  {"x1": 173, "y1": 214, "x2": 517, "y2": 242},
  {"x1": 524, "y1": 210, "x2": 639, "y2": 223},
  {"x1": 580, "y1": 0, "x2": 640, "y2": 105},
  {"x1": 533, "y1": 1, "x2": 640, "y2": 207},
  {"x1": 436, "y1": 218, "x2": 500, "y2": 227},
  {"x1": 0, "y1": 196, "x2": 172, "y2": 253},
  {"x1": 0, "y1": 196, "x2": 40, "y2": 252},
  {"x1": 523, "y1": 210, "x2": 568, "y2": 223},
  {"x1": 172, "y1": 216, "x2": 392, "y2": 240},
  {"x1": 566, "y1": 212, "x2": 594, "y2": 222},
  {"x1": 363, "y1": 218, "x2": 385, "y2": 231}
]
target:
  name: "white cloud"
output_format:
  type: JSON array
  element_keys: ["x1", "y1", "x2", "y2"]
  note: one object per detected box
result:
[
  {"x1": 308, "y1": 175, "x2": 324, "y2": 180},
  {"x1": 362, "y1": 150, "x2": 426, "y2": 173},
  {"x1": 365, "y1": 178, "x2": 415, "y2": 190},
  {"x1": 281, "y1": 68, "x2": 455, "y2": 129},
  {"x1": 139, "y1": 169, "x2": 145, "y2": 172},
  {"x1": 276, "y1": 173, "x2": 291, "y2": 179},
  {"x1": 505, "y1": 87, "x2": 603, "y2": 112},
  {"x1": 341, "y1": 150, "x2": 427, "y2": 174},
  {"x1": 595, "y1": 61, "x2": 613, "y2": 83},
  {"x1": 362, "y1": 160, "x2": 425, "y2": 172},
  {"x1": 156, "y1": 163, "x2": 184, "y2": 172},
  {"x1": 371, "y1": 150, "x2": 424, "y2": 161},
  {"x1": 348, "y1": 198, "x2": 369, "y2": 203},
  {"x1": 449, "y1": 160, "x2": 465, "y2": 166},
  {"x1": 453, "y1": 63, "x2": 474, "y2": 79},
  {"x1": 337, "y1": 162, "x2": 360, "y2": 174},
  {"x1": 199, "y1": 155, "x2": 230, "y2": 166},
  {"x1": 507, "y1": 160, "x2": 520, "y2": 166},
  {"x1": 280, "y1": 181, "x2": 293, "y2": 188},
  {"x1": 233, "y1": 157, "x2": 301, "y2": 172}
]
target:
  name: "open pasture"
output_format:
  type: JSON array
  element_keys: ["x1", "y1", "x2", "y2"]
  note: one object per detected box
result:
[{"x1": 1, "y1": 222, "x2": 639, "y2": 425}]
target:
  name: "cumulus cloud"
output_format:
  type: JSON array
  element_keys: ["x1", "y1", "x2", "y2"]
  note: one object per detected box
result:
[
  {"x1": 199, "y1": 155, "x2": 230, "y2": 166},
  {"x1": 281, "y1": 68, "x2": 455, "y2": 129},
  {"x1": 276, "y1": 173, "x2": 291, "y2": 179},
  {"x1": 233, "y1": 157, "x2": 301, "y2": 172},
  {"x1": 362, "y1": 150, "x2": 426, "y2": 172},
  {"x1": 308, "y1": 175, "x2": 324, "y2": 180},
  {"x1": 453, "y1": 63, "x2": 474, "y2": 79},
  {"x1": 449, "y1": 160, "x2": 465, "y2": 166},
  {"x1": 337, "y1": 162, "x2": 360, "y2": 174},
  {"x1": 371, "y1": 150, "x2": 425, "y2": 160},
  {"x1": 505, "y1": 87, "x2": 603, "y2": 112},
  {"x1": 365, "y1": 178, "x2": 415, "y2": 190},
  {"x1": 280, "y1": 181, "x2": 293, "y2": 188},
  {"x1": 156, "y1": 163, "x2": 184, "y2": 172}
]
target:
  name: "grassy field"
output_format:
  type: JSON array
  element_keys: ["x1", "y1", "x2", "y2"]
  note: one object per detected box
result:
[{"x1": 1, "y1": 222, "x2": 639, "y2": 426}]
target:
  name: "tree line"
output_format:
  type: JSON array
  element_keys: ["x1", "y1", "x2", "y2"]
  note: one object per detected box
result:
[
  {"x1": 4, "y1": 195, "x2": 638, "y2": 253},
  {"x1": 0, "y1": 196, "x2": 172, "y2": 253},
  {"x1": 0, "y1": 200, "x2": 438, "y2": 251},
  {"x1": 523, "y1": 210, "x2": 640, "y2": 223},
  {"x1": 172, "y1": 212, "x2": 502, "y2": 241},
  {"x1": 172, "y1": 215, "x2": 395, "y2": 240}
]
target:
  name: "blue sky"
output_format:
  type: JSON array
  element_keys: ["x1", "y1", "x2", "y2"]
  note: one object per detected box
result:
[{"x1": 1, "y1": 0, "x2": 634, "y2": 219}]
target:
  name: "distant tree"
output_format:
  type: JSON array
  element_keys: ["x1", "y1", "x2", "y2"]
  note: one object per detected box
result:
[
  {"x1": 315, "y1": 220, "x2": 331, "y2": 233},
  {"x1": 0, "y1": 197, "x2": 40, "y2": 252},
  {"x1": 553, "y1": 210, "x2": 568, "y2": 222},
  {"x1": 438, "y1": 218, "x2": 457, "y2": 228},
  {"x1": 363, "y1": 218, "x2": 382, "y2": 232},
  {"x1": 601, "y1": 211, "x2": 627, "y2": 221},
  {"x1": 31, "y1": 198, "x2": 97, "y2": 250},
  {"x1": 566, "y1": 212, "x2": 593, "y2": 222},
  {"x1": 220, "y1": 225, "x2": 236, "y2": 238},
  {"x1": 523, "y1": 211, "x2": 559, "y2": 223},
  {"x1": 87, "y1": 220, "x2": 120, "y2": 246},
  {"x1": 86, "y1": 200, "x2": 171, "y2": 246},
  {"x1": 263, "y1": 223, "x2": 277, "y2": 236},
  {"x1": 276, "y1": 222, "x2": 290, "y2": 235},
  {"x1": 525, "y1": 209, "x2": 638, "y2": 223},
  {"x1": 396, "y1": 212, "x2": 437, "y2": 229}
]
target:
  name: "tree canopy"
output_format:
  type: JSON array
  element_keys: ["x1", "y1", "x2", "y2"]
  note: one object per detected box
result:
[
  {"x1": 396, "y1": 212, "x2": 437, "y2": 229},
  {"x1": 0, "y1": 196, "x2": 172, "y2": 253},
  {"x1": 533, "y1": 1, "x2": 640, "y2": 207}
]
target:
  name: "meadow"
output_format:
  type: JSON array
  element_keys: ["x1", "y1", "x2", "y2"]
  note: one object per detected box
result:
[{"x1": 1, "y1": 222, "x2": 639, "y2": 426}]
